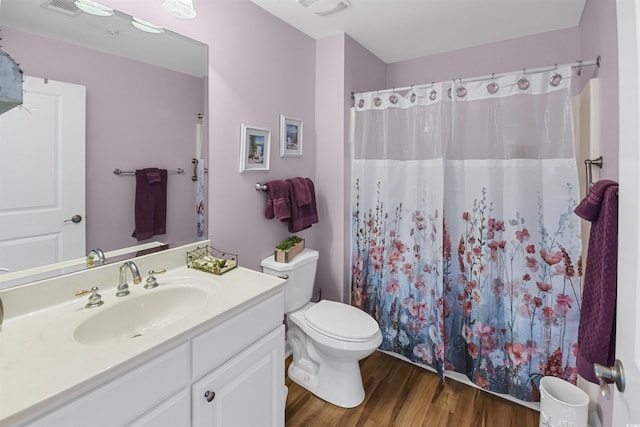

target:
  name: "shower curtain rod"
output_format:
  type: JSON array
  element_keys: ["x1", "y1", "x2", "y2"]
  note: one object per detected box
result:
[{"x1": 351, "y1": 55, "x2": 601, "y2": 99}]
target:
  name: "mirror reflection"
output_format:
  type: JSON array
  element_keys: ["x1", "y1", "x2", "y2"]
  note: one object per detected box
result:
[{"x1": 0, "y1": 0, "x2": 208, "y2": 288}]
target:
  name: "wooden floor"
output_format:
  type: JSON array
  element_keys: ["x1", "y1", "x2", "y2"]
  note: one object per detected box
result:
[{"x1": 285, "y1": 351, "x2": 539, "y2": 427}]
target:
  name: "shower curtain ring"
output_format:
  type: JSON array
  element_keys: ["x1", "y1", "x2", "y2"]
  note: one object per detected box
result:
[
  {"x1": 486, "y1": 73, "x2": 499, "y2": 94},
  {"x1": 518, "y1": 69, "x2": 530, "y2": 90}
]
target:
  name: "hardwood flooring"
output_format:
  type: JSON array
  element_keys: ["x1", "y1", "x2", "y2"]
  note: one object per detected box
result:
[{"x1": 285, "y1": 351, "x2": 540, "y2": 427}]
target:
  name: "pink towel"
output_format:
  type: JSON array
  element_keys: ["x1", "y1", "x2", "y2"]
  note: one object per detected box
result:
[
  {"x1": 574, "y1": 179, "x2": 618, "y2": 383},
  {"x1": 264, "y1": 180, "x2": 291, "y2": 220},
  {"x1": 286, "y1": 177, "x2": 318, "y2": 232},
  {"x1": 132, "y1": 169, "x2": 167, "y2": 241}
]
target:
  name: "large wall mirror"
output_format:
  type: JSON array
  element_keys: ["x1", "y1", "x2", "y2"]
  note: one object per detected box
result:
[{"x1": 0, "y1": 0, "x2": 208, "y2": 288}]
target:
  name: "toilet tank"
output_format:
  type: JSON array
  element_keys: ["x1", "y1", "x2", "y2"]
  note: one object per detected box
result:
[{"x1": 261, "y1": 248, "x2": 319, "y2": 313}]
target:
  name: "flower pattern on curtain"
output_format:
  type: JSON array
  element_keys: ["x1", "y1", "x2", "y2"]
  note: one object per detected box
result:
[{"x1": 350, "y1": 67, "x2": 582, "y2": 402}]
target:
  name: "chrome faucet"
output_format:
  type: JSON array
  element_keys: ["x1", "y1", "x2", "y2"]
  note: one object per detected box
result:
[
  {"x1": 117, "y1": 261, "x2": 142, "y2": 297},
  {"x1": 86, "y1": 248, "x2": 106, "y2": 267}
]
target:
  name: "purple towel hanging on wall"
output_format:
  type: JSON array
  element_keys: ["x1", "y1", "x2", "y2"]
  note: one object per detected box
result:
[
  {"x1": 286, "y1": 177, "x2": 318, "y2": 232},
  {"x1": 574, "y1": 179, "x2": 619, "y2": 383},
  {"x1": 132, "y1": 168, "x2": 167, "y2": 241}
]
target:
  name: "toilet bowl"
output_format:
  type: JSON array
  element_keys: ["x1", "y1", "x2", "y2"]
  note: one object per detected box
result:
[
  {"x1": 287, "y1": 300, "x2": 382, "y2": 408},
  {"x1": 261, "y1": 249, "x2": 382, "y2": 408}
]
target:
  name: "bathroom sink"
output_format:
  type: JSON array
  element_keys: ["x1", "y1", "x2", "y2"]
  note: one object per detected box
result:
[{"x1": 73, "y1": 286, "x2": 207, "y2": 345}]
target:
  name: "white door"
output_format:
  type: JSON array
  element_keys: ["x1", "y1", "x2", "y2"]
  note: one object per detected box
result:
[
  {"x1": 614, "y1": 1, "x2": 640, "y2": 425},
  {"x1": 0, "y1": 76, "x2": 86, "y2": 273}
]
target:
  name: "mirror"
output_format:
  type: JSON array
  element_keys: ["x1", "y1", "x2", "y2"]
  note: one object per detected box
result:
[{"x1": 0, "y1": 0, "x2": 208, "y2": 288}]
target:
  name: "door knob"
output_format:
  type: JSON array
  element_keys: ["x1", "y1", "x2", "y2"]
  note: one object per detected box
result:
[
  {"x1": 593, "y1": 359, "x2": 625, "y2": 400},
  {"x1": 64, "y1": 214, "x2": 82, "y2": 224},
  {"x1": 204, "y1": 390, "x2": 216, "y2": 402}
]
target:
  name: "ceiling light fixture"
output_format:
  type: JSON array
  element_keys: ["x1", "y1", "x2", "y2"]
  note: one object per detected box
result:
[
  {"x1": 131, "y1": 17, "x2": 165, "y2": 34},
  {"x1": 74, "y1": 0, "x2": 114, "y2": 16},
  {"x1": 161, "y1": 0, "x2": 197, "y2": 19},
  {"x1": 297, "y1": 0, "x2": 350, "y2": 16}
]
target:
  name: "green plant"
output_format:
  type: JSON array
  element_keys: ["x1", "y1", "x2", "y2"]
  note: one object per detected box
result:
[{"x1": 276, "y1": 235, "x2": 303, "y2": 251}]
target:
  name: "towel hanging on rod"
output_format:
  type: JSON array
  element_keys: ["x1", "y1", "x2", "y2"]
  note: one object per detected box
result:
[{"x1": 113, "y1": 168, "x2": 184, "y2": 176}]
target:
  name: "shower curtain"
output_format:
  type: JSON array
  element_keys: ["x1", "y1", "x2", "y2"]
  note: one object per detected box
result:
[{"x1": 350, "y1": 66, "x2": 582, "y2": 402}]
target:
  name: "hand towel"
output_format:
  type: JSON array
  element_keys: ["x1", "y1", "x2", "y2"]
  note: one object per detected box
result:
[
  {"x1": 287, "y1": 176, "x2": 311, "y2": 206},
  {"x1": 144, "y1": 167, "x2": 162, "y2": 184},
  {"x1": 264, "y1": 180, "x2": 291, "y2": 220},
  {"x1": 132, "y1": 168, "x2": 167, "y2": 241},
  {"x1": 286, "y1": 177, "x2": 318, "y2": 232},
  {"x1": 574, "y1": 179, "x2": 618, "y2": 383}
]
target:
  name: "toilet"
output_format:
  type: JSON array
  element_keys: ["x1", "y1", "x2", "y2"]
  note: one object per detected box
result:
[{"x1": 261, "y1": 248, "x2": 382, "y2": 408}]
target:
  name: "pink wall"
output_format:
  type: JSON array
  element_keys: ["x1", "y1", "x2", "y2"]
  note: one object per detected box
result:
[
  {"x1": 314, "y1": 35, "x2": 346, "y2": 302},
  {"x1": 102, "y1": 0, "x2": 318, "y2": 272},
  {"x1": 387, "y1": 27, "x2": 581, "y2": 88},
  {"x1": 1, "y1": 28, "x2": 205, "y2": 252},
  {"x1": 312, "y1": 33, "x2": 388, "y2": 303},
  {"x1": 342, "y1": 36, "x2": 387, "y2": 301},
  {"x1": 580, "y1": 0, "x2": 619, "y2": 181}
]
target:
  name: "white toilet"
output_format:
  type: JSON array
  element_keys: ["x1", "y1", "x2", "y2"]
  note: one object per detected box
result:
[{"x1": 261, "y1": 248, "x2": 382, "y2": 408}]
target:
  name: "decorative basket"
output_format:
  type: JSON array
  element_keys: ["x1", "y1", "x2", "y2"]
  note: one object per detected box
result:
[
  {"x1": 186, "y1": 245, "x2": 238, "y2": 275},
  {"x1": 274, "y1": 238, "x2": 304, "y2": 263}
]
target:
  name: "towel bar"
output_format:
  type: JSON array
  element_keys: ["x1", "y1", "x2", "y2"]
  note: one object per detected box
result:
[
  {"x1": 255, "y1": 183, "x2": 268, "y2": 191},
  {"x1": 113, "y1": 168, "x2": 184, "y2": 176},
  {"x1": 584, "y1": 156, "x2": 603, "y2": 193}
]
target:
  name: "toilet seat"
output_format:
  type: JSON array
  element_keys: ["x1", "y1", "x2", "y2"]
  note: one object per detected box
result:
[{"x1": 303, "y1": 300, "x2": 380, "y2": 343}]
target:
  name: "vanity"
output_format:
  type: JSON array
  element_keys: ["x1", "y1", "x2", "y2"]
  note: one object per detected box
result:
[{"x1": 0, "y1": 241, "x2": 286, "y2": 427}]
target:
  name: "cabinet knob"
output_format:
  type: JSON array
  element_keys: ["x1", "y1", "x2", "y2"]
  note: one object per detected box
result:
[{"x1": 204, "y1": 390, "x2": 216, "y2": 403}]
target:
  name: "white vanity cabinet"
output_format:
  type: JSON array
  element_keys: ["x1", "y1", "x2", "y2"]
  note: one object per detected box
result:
[{"x1": 20, "y1": 291, "x2": 285, "y2": 427}]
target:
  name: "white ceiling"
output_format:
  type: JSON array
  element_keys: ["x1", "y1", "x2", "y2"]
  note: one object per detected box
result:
[{"x1": 248, "y1": 0, "x2": 587, "y2": 64}]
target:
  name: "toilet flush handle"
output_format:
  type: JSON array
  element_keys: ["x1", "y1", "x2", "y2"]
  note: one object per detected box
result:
[{"x1": 278, "y1": 274, "x2": 289, "y2": 280}]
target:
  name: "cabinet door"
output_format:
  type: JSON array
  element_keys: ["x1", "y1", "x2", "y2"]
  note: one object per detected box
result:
[
  {"x1": 192, "y1": 326, "x2": 285, "y2": 427},
  {"x1": 127, "y1": 389, "x2": 190, "y2": 427}
]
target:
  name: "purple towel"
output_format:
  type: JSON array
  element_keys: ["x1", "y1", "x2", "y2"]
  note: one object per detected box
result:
[
  {"x1": 286, "y1": 177, "x2": 318, "y2": 232},
  {"x1": 574, "y1": 179, "x2": 618, "y2": 383},
  {"x1": 144, "y1": 167, "x2": 162, "y2": 184},
  {"x1": 287, "y1": 177, "x2": 311, "y2": 206},
  {"x1": 264, "y1": 180, "x2": 291, "y2": 220},
  {"x1": 132, "y1": 169, "x2": 167, "y2": 241}
]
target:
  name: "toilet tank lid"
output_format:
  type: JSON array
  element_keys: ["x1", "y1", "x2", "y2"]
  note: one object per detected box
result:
[{"x1": 260, "y1": 248, "x2": 319, "y2": 272}]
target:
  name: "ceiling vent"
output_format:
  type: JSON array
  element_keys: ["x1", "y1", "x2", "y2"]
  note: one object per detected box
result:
[
  {"x1": 296, "y1": 0, "x2": 350, "y2": 16},
  {"x1": 40, "y1": 0, "x2": 81, "y2": 17}
]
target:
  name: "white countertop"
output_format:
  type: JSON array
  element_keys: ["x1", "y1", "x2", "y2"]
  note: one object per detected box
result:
[{"x1": 0, "y1": 245, "x2": 284, "y2": 426}]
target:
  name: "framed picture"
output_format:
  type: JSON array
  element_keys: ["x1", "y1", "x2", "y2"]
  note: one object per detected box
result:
[
  {"x1": 239, "y1": 124, "x2": 271, "y2": 172},
  {"x1": 279, "y1": 115, "x2": 303, "y2": 157}
]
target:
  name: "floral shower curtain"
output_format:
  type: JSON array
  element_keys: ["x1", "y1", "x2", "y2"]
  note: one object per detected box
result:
[{"x1": 350, "y1": 66, "x2": 582, "y2": 402}]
